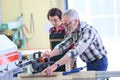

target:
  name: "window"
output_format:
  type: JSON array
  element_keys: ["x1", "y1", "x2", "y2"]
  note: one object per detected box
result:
[{"x1": 68, "y1": 0, "x2": 120, "y2": 72}]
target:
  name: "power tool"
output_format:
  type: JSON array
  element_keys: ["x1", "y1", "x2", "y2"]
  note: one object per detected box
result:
[{"x1": 17, "y1": 51, "x2": 54, "y2": 74}]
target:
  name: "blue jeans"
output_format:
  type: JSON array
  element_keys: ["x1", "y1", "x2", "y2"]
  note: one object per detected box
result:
[{"x1": 86, "y1": 56, "x2": 108, "y2": 71}]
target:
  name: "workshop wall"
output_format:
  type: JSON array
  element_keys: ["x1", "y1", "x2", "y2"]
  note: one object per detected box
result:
[
  {"x1": 1, "y1": 0, "x2": 21, "y2": 22},
  {"x1": 1, "y1": 0, "x2": 64, "y2": 49}
]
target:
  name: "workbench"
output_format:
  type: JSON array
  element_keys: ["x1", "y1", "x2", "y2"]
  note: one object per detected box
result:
[{"x1": 16, "y1": 71, "x2": 120, "y2": 80}]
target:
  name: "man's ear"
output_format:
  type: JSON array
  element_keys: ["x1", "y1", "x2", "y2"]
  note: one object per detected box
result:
[{"x1": 74, "y1": 19, "x2": 78, "y2": 25}]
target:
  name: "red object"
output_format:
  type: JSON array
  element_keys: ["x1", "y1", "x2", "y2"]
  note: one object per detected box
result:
[
  {"x1": 39, "y1": 57, "x2": 45, "y2": 62},
  {"x1": 0, "y1": 51, "x2": 18, "y2": 65}
]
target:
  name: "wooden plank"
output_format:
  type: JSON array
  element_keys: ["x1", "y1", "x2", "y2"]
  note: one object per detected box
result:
[
  {"x1": 16, "y1": 71, "x2": 120, "y2": 80},
  {"x1": 18, "y1": 72, "x2": 72, "y2": 80},
  {"x1": 65, "y1": 62, "x2": 71, "y2": 71},
  {"x1": 18, "y1": 71, "x2": 96, "y2": 80}
]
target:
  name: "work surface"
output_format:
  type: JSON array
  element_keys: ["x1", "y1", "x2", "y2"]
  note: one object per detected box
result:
[{"x1": 16, "y1": 71, "x2": 120, "y2": 80}]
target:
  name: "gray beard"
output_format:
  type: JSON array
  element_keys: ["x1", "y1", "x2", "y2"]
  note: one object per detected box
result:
[{"x1": 68, "y1": 25, "x2": 76, "y2": 33}]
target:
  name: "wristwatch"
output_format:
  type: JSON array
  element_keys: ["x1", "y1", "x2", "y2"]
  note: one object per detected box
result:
[{"x1": 55, "y1": 62, "x2": 60, "y2": 67}]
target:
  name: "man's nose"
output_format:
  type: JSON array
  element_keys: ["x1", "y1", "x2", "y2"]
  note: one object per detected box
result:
[{"x1": 51, "y1": 21, "x2": 55, "y2": 25}]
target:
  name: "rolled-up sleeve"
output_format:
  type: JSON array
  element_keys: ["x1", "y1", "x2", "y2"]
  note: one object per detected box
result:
[
  {"x1": 67, "y1": 28, "x2": 95, "y2": 59},
  {"x1": 54, "y1": 34, "x2": 73, "y2": 54}
]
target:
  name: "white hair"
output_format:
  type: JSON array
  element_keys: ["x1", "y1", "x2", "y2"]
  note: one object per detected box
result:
[{"x1": 63, "y1": 9, "x2": 80, "y2": 21}]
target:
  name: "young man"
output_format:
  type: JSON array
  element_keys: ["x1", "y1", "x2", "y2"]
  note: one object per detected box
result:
[
  {"x1": 42, "y1": 9, "x2": 108, "y2": 76},
  {"x1": 47, "y1": 8, "x2": 76, "y2": 71},
  {"x1": 47, "y1": 8, "x2": 66, "y2": 50}
]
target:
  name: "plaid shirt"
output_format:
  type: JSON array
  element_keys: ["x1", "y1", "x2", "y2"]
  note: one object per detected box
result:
[{"x1": 55, "y1": 22, "x2": 107, "y2": 62}]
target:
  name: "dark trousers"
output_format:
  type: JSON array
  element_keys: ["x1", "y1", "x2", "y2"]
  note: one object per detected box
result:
[{"x1": 86, "y1": 56, "x2": 108, "y2": 71}]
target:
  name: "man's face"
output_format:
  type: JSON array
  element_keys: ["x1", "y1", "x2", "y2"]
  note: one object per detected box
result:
[
  {"x1": 49, "y1": 16, "x2": 61, "y2": 27},
  {"x1": 62, "y1": 15, "x2": 77, "y2": 33}
]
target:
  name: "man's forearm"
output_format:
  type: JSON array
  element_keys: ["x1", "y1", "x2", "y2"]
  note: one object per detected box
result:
[
  {"x1": 50, "y1": 48, "x2": 60, "y2": 57},
  {"x1": 55, "y1": 54, "x2": 73, "y2": 67}
]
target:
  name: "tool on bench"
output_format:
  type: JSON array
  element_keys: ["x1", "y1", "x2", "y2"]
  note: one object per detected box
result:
[
  {"x1": 17, "y1": 51, "x2": 54, "y2": 74},
  {"x1": 62, "y1": 66, "x2": 86, "y2": 75}
]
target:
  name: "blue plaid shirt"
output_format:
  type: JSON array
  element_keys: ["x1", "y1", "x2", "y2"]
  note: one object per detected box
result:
[{"x1": 55, "y1": 22, "x2": 107, "y2": 62}]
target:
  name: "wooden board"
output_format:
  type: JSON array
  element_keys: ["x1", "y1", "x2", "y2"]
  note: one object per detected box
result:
[
  {"x1": 17, "y1": 71, "x2": 96, "y2": 80},
  {"x1": 17, "y1": 72, "x2": 72, "y2": 80},
  {"x1": 16, "y1": 71, "x2": 120, "y2": 80}
]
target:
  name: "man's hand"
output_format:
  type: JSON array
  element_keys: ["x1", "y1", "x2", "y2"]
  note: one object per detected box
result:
[
  {"x1": 42, "y1": 64, "x2": 58, "y2": 77},
  {"x1": 41, "y1": 50, "x2": 51, "y2": 58}
]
